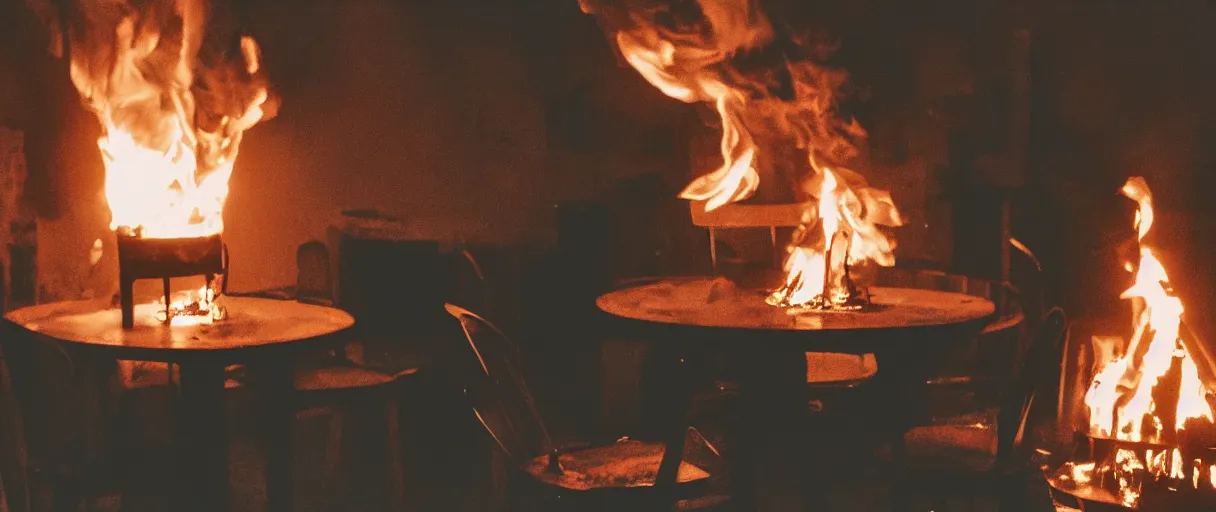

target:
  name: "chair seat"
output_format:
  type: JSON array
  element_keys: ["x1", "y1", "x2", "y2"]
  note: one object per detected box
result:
[
  {"x1": 221, "y1": 365, "x2": 416, "y2": 392},
  {"x1": 676, "y1": 494, "x2": 732, "y2": 511},
  {"x1": 521, "y1": 440, "x2": 710, "y2": 491},
  {"x1": 901, "y1": 409, "x2": 999, "y2": 472},
  {"x1": 806, "y1": 352, "x2": 877, "y2": 384},
  {"x1": 293, "y1": 366, "x2": 416, "y2": 392},
  {"x1": 118, "y1": 361, "x2": 173, "y2": 389}
]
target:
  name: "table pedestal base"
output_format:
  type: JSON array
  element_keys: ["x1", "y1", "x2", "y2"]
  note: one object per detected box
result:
[
  {"x1": 723, "y1": 342, "x2": 950, "y2": 512},
  {"x1": 176, "y1": 363, "x2": 229, "y2": 512},
  {"x1": 173, "y1": 361, "x2": 297, "y2": 512},
  {"x1": 728, "y1": 346, "x2": 813, "y2": 512}
]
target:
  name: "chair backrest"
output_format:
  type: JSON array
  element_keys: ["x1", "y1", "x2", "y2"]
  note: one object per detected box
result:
[
  {"x1": 1007, "y1": 237, "x2": 1047, "y2": 327},
  {"x1": 688, "y1": 201, "x2": 808, "y2": 228},
  {"x1": 876, "y1": 267, "x2": 1026, "y2": 389},
  {"x1": 689, "y1": 202, "x2": 808, "y2": 273},
  {"x1": 296, "y1": 241, "x2": 332, "y2": 306},
  {"x1": 0, "y1": 322, "x2": 80, "y2": 512},
  {"x1": 995, "y1": 306, "x2": 1068, "y2": 470},
  {"x1": 444, "y1": 304, "x2": 553, "y2": 463},
  {"x1": 875, "y1": 267, "x2": 1025, "y2": 332}
]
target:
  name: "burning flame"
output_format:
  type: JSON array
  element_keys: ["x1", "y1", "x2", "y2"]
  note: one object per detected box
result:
[
  {"x1": 768, "y1": 166, "x2": 900, "y2": 308},
  {"x1": 1084, "y1": 177, "x2": 1214, "y2": 442},
  {"x1": 581, "y1": 0, "x2": 900, "y2": 307},
  {"x1": 602, "y1": 0, "x2": 772, "y2": 210},
  {"x1": 1072, "y1": 176, "x2": 1216, "y2": 506},
  {"x1": 65, "y1": 0, "x2": 273, "y2": 239}
]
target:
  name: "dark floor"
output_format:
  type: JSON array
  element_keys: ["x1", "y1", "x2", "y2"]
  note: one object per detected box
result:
[
  {"x1": 99, "y1": 367, "x2": 1063, "y2": 512},
  {"x1": 313, "y1": 381, "x2": 1060, "y2": 512},
  {"x1": 6, "y1": 329, "x2": 1066, "y2": 512}
]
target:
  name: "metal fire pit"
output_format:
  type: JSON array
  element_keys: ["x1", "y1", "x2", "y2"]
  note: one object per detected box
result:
[
  {"x1": 116, "y1": 233, "x2": 227, "y2": 329},
  {"x1": 1046, "y1": 317, "x2": 1216, "y2": 510},
  {"x1": 1046, "y1": 434, "x2": 1216, "y2": 511}
]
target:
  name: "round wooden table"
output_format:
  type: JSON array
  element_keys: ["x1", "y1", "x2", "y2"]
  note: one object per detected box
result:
[
  {"x1": 597, "y1": 277, "x2": 996, "y2": 512},
  {"x1": 4, "y1": 297, "x2": 355, "y2": 512}
]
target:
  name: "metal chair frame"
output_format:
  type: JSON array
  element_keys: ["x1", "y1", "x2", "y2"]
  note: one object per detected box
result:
[{"x1": 445, "y1": 303, "x2": 719, "y2": 511}]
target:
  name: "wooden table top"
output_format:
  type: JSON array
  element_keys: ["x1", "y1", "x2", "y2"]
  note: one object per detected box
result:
[
  {"x1": 4, "y1": 297, "x2": 355, "y2": 363},
  {"x1": 596, "y1": 277, "x2": 995, "y2": 351}
]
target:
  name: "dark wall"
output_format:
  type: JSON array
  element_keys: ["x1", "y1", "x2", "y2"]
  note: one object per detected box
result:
[
  {"x1": 2, "y1": 0, "x2": 1215, "y2": 330},
  {"x1": 1028, "y1": 1, "x2": 1216, "y2": 334},
  {"x1": 2, "y1": 0, "x2": 693, "y2": 295}
]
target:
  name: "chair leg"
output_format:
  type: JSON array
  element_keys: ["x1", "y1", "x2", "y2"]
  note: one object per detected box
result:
[
  {"x1": 383, "y1": 398, "x2": 406, "y2": 510},
  {"x1": 995, "y1": 470, "x2": 1029, "y2": 512},
  {"x1": 318, "y1": 409, "x2": 344, "y2": 511},
  {"x1": 489, "y1": 449, "x2": 512, "y2": 512},
  {"x1": 888, "y1": 435, "x2": 911, "y2": 512},
  {"x1": 968, "y1": 476, "x2": 988, "y2": 511},
  {"x1": 51, "y1": 476, "x2": 82, "y2": 512}
]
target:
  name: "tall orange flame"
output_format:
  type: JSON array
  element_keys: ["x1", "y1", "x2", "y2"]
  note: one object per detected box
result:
[
  {"x1": 65, "y1": 0, "x2": 272, "y2": 239},
  {"x1": 1084, "y1": 177, "x2": 1214, "y2": 442},
  {"x1": 769, "y1": 165, "x2": 900, "y2": 308},
  {"x1": 582, "y1": 0, "x2": 901, "y2": 307},
  {"x1": 608, "y1": 0, "x2": 771, "y2": 210},
  {"x1": 1074, "y1": 177, "x2": 1216, "y2": 507}
]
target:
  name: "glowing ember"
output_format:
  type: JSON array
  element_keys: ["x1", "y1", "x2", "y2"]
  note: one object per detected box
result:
[
  {"x1": 1069, "y1": 461, "x2": 1096, "y2": 484},
  {"x1": 581, "y1": 0, "x2": 901, "y2": 309},
  {"x1": 154, "y1": 284, "x2": 226, "y2": 326},
  {"x1": 66, "y1": 0, "x2": 272, "y2": 239}
]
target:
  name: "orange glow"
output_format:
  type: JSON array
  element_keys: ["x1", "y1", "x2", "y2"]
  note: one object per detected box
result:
[
  {"x1": 154, "y1": 284, "x2": 226, "y2": 326},
  {"x1": 67, "y1": 3, "x2": 269, "y2": 239},
  {"x1": 1079, "y1": 177, "x2": 1216, "y2": 505},
  {"x1": 1069, "y1": 461, "x2": 1096, "y2": 484},
  {"x1": 603, "y1": 0, "x2": 900, "y2": 307}
]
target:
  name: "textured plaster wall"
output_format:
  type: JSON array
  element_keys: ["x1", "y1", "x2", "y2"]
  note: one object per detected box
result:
[{"x1": 2, "y1": 0, "x2": 679, "y2": 296}]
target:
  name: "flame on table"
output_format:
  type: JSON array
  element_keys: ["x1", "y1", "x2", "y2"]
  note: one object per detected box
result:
[
  {"x1": 768, "y1": 166, "x2": 900, "y2": 308},
  {"x1": 581, "y1": 0, "x2": 901, "y2": 308},
  {"x1": 65, "y1": 0, "x2": 272, "y2": 239}
]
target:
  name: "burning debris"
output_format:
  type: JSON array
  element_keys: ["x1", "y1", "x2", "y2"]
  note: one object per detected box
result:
[
  {"x1": 52, "y1": 0, "x2": 276, "y2": 326},
  {"x1": 1050, "y1": 177, "x2": 1216, "y2": 509},
  {"x1": 580, "y1": 0, "x2": 901, "y2": 309}
]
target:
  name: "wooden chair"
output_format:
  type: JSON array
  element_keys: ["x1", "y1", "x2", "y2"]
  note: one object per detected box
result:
[
  {"x1": 228, "y1": 241, "x2": 415, "y2": 511},
  {"x1": 894, "y1": 307, "x2": 1067, "y2": 510},
  {"x1": 444, "y1": 304, "x2": 727, "y2": 511},
  {"x1": 0, "y1": 320, "x2": 169, "y2": 512},
  {"x1": 875, "y1": 268, "x2": 1027, "y2": 424},
  {"x1": 0, "y1": 321, "x2": 77, "y2": 512}
]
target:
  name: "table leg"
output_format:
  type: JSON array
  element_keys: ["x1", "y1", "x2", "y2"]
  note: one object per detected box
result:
[
  {"x1": 176, "y1": 362, "x2": 230, "y2": 512},
  {"x1": 653, "y1": 344, "x2": 700, "y2": 508},
  {"x1": 872, "y1": 345, "x2": 940, "y2": 512},
  {"x1": 250, "y1": 360, "x2": 295, "y2": 512},
  {"x1": 728, "y1": 346, "x2": 812, "y2": 512}
]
